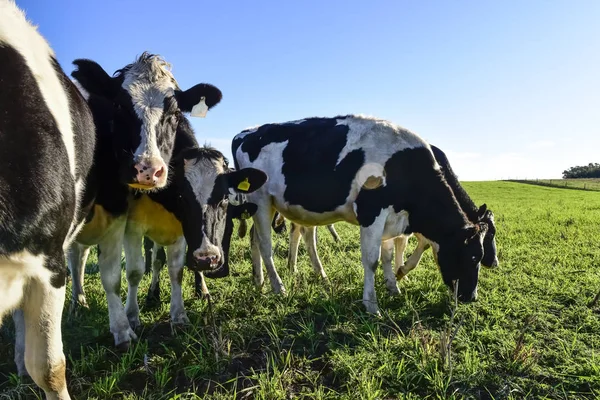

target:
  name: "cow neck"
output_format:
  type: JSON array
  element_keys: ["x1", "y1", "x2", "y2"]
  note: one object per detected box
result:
[
  {"x1": 386, "y1": 148, "x2": 470, "y2": 244},
  {"x1": 431, "y1": 145, "x2": 479, "y2": 223}
]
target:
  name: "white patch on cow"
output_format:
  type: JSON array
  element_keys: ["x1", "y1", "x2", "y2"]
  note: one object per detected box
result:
[
  {"x1": 183, "y1": 156, "x2": 225, "y2": 206},
  {"x1": 121, "y1": 56, "x2": 178, "y2": 161},
  {"x1": 0, "y1": 1, "x2": 76, "y2": 176},
  {"x1": 0, "y1": 252, "x2": 47, "y2": 318}
]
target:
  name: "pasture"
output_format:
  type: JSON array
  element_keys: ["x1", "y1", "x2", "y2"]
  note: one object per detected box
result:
[{"x1": 1, "y1": 181, "x2": 600, "y2": 399}]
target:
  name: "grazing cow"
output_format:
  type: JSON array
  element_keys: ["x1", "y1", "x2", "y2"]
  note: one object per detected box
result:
[
  {"x1": 0, "y1": 1, "x2": 95, "y2": 398},
  {"x1": 233, "y1": 115, "x2": 488, "y2": 315},
  {"x1": 283, "y1": 144, "x2": 499, "y2": 280},
  {"x1": 66, "y1": 54, "x2": 223, "y2": 349}
]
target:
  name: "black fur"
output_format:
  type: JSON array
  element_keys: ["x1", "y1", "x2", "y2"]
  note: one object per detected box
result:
[
  {"x1": 0, "y1": 47, "x2": 95, "y2": 288},
  {"x1": 431, "y1": 145, "x2": 498, "y2": 267}
]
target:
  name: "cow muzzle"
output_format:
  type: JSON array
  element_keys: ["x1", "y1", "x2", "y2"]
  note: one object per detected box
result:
[{"x1": 130, "y1": 157, "x2": 168, "y2": 189}]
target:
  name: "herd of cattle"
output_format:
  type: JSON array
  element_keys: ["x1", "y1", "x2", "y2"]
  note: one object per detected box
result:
[{"x1": 0, "y1": 2, "x2": 499, "y2": 399}]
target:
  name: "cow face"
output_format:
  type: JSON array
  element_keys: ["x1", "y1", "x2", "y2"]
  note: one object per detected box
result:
[
  {"x1": 71, "y1": 53, "x2": 222, "y2": 190},
  {"x1": 175, "y1": 147, "x2": 267, "y2": 272},
  {"x1": 477, "y1": 204, "x2": 499, "y2": 268},
  {"x1": 436, "y1": 223, "x2": 487, "y2": 302}
]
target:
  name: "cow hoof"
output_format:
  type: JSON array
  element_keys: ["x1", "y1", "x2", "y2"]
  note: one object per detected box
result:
[
  {"x1": 116, "y1": 341, "x2": 131, "y2": 353},
  {"x1": 171, "y1": 312, "x2": 190, "y2": 326},
  {"x1": 363, "y1": 301, "x2": 380, "y2": 316},
  {"x1": 128, "y1": 317, "x2": 141, "y2": 331},
  {"x1": 114, "y1": 328, "x2": 138, "y2": 352},
  {"x1": 387, "y1": 285, "x2": 401, "y2": 297},
  {"x1": 202, "y1": 293, "x2": 212, "y2": 303}
]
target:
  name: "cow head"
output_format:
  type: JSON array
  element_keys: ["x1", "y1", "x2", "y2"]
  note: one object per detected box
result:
[
  {"x1": 436, "y1": 222, "x2": 488, "y2": 302},
  {"x1": 71, "y1": 53, "x2": 222, "y2": 190},
  {"x1": 174, "y1": 147, "x2": 267, "y2": 272},
  {"x1": 476, "y1": 204, "x2": 499, "y2": 268}
]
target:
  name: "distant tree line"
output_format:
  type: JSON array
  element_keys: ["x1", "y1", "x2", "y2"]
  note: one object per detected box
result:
[{"x1": 563, "y1": 163, "x2": 600, "y2": 179}]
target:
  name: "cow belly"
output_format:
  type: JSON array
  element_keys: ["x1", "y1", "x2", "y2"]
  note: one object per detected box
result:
[
  {"x1": 273, "y1": 201, "x2": 359, "y2": 226},
  {"x1": 76, "y1": 204, "x2": 120, "y2": 245},
  {"x1": 128, "y1": 195, "x2": 182, "y2": 246},
  {"x1": 382, "y1": 209, "x2": 410, "y2": 240}
]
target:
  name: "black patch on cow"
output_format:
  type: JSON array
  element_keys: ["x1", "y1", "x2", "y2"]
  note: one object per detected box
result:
[
  {"x1": 234, "y1": 117, "x2": 365, "y2": 213},
  {"x1": 0, "y1": 46, "x2": 95, "y2": 288}
]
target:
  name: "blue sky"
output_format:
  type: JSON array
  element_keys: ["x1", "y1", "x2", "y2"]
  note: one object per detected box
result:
[{"x1": 19, "y1": 0, "x2": 600, "y2": 180}]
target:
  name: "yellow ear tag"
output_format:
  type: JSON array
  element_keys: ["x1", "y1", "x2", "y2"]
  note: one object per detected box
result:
[{"x1": 237, "y1": 177, "x2": 250, "y2": 191}]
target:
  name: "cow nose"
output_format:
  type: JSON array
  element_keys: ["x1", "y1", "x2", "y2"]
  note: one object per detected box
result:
[
  {"x1": 194, "y1": 253, "x2": 221, "y2": 266},
  {"x1": 133, "y1": 159, "x2": 167, "y2": 188}
]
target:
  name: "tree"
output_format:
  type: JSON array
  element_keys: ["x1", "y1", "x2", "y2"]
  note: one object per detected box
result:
[{"x1": 563, "y1": 163, "x2": 600, "y2": 179}]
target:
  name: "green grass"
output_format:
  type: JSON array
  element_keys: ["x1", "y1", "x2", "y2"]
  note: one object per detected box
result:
[
  {"x1": 509, "y1": 178, "x2": 600, "y2": 191},
  {"x1": 2, "y1": 181, "x2": 600, "y2": 399}
]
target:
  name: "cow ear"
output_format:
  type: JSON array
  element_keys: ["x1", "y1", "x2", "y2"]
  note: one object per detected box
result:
[
  {"x1": 225, "y1": 168, "x2": 267, "y2": 194},
  {"x1": 71, "y1": 59, "x2": 120, "y2": 99},
  {"x1": 175, "y1": 83, "x2": 223, "y2": 117},
  {"x1": 477, "y1": 204, "x2": 488, "y2": 218}
]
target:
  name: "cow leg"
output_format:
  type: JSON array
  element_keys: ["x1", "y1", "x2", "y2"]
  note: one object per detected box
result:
[
  {"x1": 21, "y1": 255, "x2": 71, "y2": 399},
  {"x1": 145, "y1": 242, "x2": 165, "y2": 308},
  {"x1": 359, "y1": 212, "x2": 387, "y2": 315},
  {"x1": 397, "y1": 233, "x2": 430, "y2": 279},
  {"x1": 327, "y1": 224, "x2": 341, "y2": 243},
  {"x1": 166, "y1": 237, "x2": 189, "y2": 325},
  {"x1": 66, "y1": 243, "x2": 90, "y2": 313},
  {"x1": 287, "y1": 222, "x2": 302, "y2": 274},
  {"x1": 381, "y1": 238, "x2": 400, "y2": 296},
  {"x1": 253, "y1": 206, "x2": 285, "y2": 294},
  {"x1": 393, "y1": 235, "x2": 409, "y2": 278},
  {"x1": 123, "y1": 230, "x2": 146, "y2": 331},
  {"x1": 301, "y1": 226, "x2": 328, "y2": 280},
  {"x1": 13, "y1": 310, "x2": 27, "y2": 377},
  {"x1": 196, "y1": 272, "x2": 210, "y2": 301},
  {"x1": 143, "y1": 237, "x2": 154, "y2": 274},
  {"x1": 250, "y1": 224, "x2": 264, "y2": 288},
  {"x1": 98, "y1": 219, "x2": 137, "y2": 350}
]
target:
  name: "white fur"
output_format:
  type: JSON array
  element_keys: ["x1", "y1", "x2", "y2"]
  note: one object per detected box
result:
[
  {"x1": 121, "y1": 58, "x2": 178, "y2": 162},
  {"x1": 2, "y1": 252, "x2": 70, "y2": 399},
  {"x1": 0, "y1": 0, "x2": 76, "y2": 178}
]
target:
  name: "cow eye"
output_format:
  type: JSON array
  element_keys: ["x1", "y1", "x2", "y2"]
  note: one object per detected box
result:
[{"x1": 471, "y1": 255, "x2": 478, "y2": 263}]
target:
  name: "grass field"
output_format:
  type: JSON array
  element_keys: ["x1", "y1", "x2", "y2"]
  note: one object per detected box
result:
[
  {"x1": 2, "y1": 181, "x2": 600, "y2": 399},
  {"x1": 509, "y1": 178, "x2": 600, "y2": 191}
]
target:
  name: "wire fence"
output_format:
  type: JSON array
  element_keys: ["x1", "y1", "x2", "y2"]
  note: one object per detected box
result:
[{"x1": 505, "y1": 179, "x2": 600, "y2": 192}]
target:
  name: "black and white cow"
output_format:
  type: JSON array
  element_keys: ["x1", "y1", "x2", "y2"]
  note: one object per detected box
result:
[
  {"x1": 283, "y1": 144, "x2": 499, "y2": 281},
  {"x1": 393, "y1": 144, "x2": 498, "y2": 279},
  {"x1": 232, "y1": 115, "x2": 488, "y2": 315},
  {"x1": 0, "y1": 1, "x2": 96, "y2": 398},
  {"x1": 143, "y1": 189, "x2": 259, "y2": 305},
  {"x1": 72, "y1": 143, "x2": 265, "y2": 333},
  {"x1": 65, "y1": 53, "x2": 223, "y2": 349}
]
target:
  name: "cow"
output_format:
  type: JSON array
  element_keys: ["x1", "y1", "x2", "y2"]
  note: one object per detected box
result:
[
  {"x1": 144, "y1": 192, "x2": 259, "y2": 306},
  {"x1": 64, "y1": 53, "x2": 222, "y2": 350},
  {"x1": 393, "y1": 145, "x2": 498, "y2": 278},
  {"x1": 0, "y1": 1, "x2": 96, "y2": 398},
  {"x1": 282, "y1": 144, "x2": 499, "y2": 280},
  {"x1": 71, "y1": 144, "x2": 265, "y2": 333},
  {"x1": 232, "y1": 115, "x2": 488, "y2": 315},
  {"x1": 142, "y1": 174, "x2": 260, "y2": 305}
]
